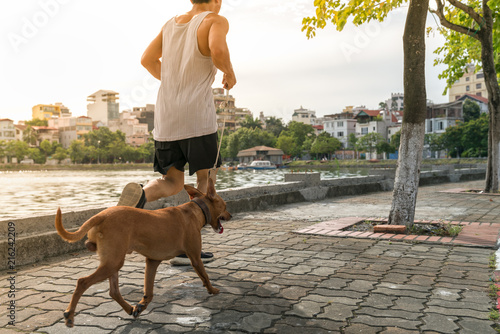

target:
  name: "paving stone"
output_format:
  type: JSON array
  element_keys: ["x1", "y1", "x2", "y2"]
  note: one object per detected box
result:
[
  {"x1": 457, "y1": 317, "x2": 498, "y2": 334},
  {"x1": 239, "y1": 313, "x2": 281, "y2": 333},
  {"x1": 265, "y1": 315, "x2": 344, "y2": 333},
  {"x1": 392, "y1": 296, "x2": 426, "y2": 312},
  {"x1": 344, "y1": 323, "x2": 382, "y2": 334},
  {"x1": 317, "y1": 303, "x2": 358, "y2": 321},
  {"x1": 425, "y1": 306, "x2": 489, "y2": 319},
  {"x1": 420, "y1": 313, "x2": 459, "y2": 333},
  {"x1": 426, "y1": 298, "x2": 491, "y2": 311},
  {"x1": 38, "y1": 323, "x2": 111, "y2": 334},
  {"x1": 352, "y1": 315, "x2": 421, "y2": 330},
  {"x1": 355, "y1": 307, "x2": 420, "y2": 320},
  {"x1": 362, "y1": 293, "x2": 396, "y2": 308},
  {"x1": 279, "y1": 286, "x2": 311, "y2": 300},
  {"x1": 286, "y1": 300, "x2": 323, "y2": 318},
  {"x1": 380, "y1": 328, "x2": 419, "y2": 334},
  {"x1": 429, "y1": 288, "x2": 461, "y2": 301}
]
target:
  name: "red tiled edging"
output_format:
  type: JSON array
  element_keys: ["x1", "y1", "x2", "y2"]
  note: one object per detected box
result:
[{"x1": 295, "y1": 217, "x2": 500, "y2": 249}]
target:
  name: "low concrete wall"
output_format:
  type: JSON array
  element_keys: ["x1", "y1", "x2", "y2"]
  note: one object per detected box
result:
[{"x1": 0, "y1": 168, "x2": 486, "y2": 270}]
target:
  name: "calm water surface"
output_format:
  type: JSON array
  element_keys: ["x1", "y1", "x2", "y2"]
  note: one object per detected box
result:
[{"x1": 0, "y1": 168, "x2": 367, "y2": 219}]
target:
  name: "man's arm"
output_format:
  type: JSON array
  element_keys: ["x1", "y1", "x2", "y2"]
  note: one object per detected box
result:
[
  {"x1": 141, "y1": 31, "x2": 163, "y2": 80},
  {"x1": 209, "y1": 16, "x2": 236, "y2": 90}
]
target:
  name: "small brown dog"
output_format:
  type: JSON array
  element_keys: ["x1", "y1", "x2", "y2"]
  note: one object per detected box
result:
[{"x1": 55, "y1": 179, "x2": 231, "y2": 328}]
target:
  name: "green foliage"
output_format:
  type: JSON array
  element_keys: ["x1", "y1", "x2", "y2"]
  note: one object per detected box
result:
[
  {"x1": 425, "y1": 133, "x2": 446, "y2": 154},
  {"x1": 284, "y1": 121, "x2": 315, "y2": 148},
  {"x1": 265, "y1": 117, "x2": 286, "y2": 137},
  {"x1": 347, "y1": 133, "x2": 358, "y2": 150},
  {"x1": 310, "y1": 132, "x2": 342, "y2": 157},
  {"x1": 390, "y1": 130, "x2": 401, "y2": 150},
  {"x1": 23, "y1": 126, "x2": 39, "y2": 146},
  {"x1": 441, "y1": 113, "x2": 489, "y2": 157},
  {"x1": 225, "y1": 127, "x2": 277, "y2": 159},
  {"x1": 25, "y1": 119, "x2": 48, "y2": 126},
  {"x1": 302, "y1": 0, "x2": 404, "y2": 38},
  {"x1": 53, "y1": 147, "x2": 68, "y2": 163},
  {"x1": 356, "y1": 133, "x2": 385, "y2": 155},
  {"x1": 463, "y1": 99, "x2": 481, "y2": 123},
  {"x1": 239, "y1": 115, "x2": 263, "y2": 129},
  {"x1": 276, "y1": 134, "x2": 298, "y2": 156}
]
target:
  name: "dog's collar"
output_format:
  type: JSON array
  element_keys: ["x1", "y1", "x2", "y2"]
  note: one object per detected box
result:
[{"x1": 191, "y1": 197, "x2": 211, "y2": 226}]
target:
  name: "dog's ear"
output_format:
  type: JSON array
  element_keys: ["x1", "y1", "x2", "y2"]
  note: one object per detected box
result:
[
  {"x1": 185, "y1": 185, "x2": 203, "y2": 199},
  {"x1": 206, "y1": 178, "x2": 216, "y2": 200}
]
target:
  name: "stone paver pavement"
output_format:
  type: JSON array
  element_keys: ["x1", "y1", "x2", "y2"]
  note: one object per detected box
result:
[{"x1": 1, "y1": 180, "x2": 499, "y2": 333}]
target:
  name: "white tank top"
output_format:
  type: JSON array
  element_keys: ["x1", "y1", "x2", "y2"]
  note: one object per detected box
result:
[{"x1": 154, "y1": 11, "x2": 218, "y2": 142}]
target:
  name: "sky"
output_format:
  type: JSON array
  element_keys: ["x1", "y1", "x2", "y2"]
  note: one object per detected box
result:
[{"x1": 0, "y1": 0, "x2": 450, "y2": 124}]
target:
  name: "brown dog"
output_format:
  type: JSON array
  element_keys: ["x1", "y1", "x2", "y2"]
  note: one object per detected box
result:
[{"x1": 55, "y1": 178, "x2": 230, "y2": 328}]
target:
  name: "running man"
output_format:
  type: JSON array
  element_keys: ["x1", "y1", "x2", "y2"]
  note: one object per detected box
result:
[{"x1": 117, "y1": 0, "x2": 236, "y2": 265}]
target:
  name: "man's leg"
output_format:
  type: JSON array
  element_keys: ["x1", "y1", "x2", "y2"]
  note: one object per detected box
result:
[
  {"x1": 195, "y1": 168, "x2": 218, "y2": 194},
  {"x1": 117, "y1": 166, "x2": 184, "y2": 208},
  {"x1": 170, "y1": 168, "x2": 218, "y2": 266}
]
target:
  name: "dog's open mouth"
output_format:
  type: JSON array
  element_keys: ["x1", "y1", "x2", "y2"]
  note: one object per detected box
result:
[{"x1": 216, "y1": 217, "x2": 224, "y2": 234}]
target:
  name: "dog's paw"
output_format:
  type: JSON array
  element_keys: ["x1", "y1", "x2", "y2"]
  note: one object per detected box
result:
[
  {"x1": 63, "y1": 311, "x2": 74, "y2": 328},
  {"x1": 209, "y1": 287, "x2": 220, "y2": 295},
  {"x1": 132, "y1": 303, "x2": 146, "y2": 318}
]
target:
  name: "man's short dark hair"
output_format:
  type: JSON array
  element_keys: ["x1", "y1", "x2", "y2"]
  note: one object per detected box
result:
[{"x1": 192, "y1": 0, "x2": 211, "y2": 3}]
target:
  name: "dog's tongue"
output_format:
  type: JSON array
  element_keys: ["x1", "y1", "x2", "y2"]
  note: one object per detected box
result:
[{"x1": 218, "y1": 224, "x2": 224, "y2": 234}]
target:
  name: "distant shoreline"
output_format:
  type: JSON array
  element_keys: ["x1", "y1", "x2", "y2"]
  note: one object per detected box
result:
[
  {"x1": 0, "y1": 163, "x2": 154, "y2": 172},
  {"x1": 0, "y1": 158, "x2": 486, "y2": 172}
]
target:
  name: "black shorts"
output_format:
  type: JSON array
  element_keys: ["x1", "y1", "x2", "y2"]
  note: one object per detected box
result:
[{"x1": 153, "y1": 132, "x2": 222, "y2": 176}]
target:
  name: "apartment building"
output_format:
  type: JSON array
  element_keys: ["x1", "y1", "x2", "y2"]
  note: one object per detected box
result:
[
  {"x1": 449, "y1": 64, "x2": 488, "y2": 102},
  {"x1": 108, "y1": 111, "x2": 149, "y2": 147},
  {"x1": 213, "y1": 88, "x2": 252, "y2": 131},
  {"x1": 48, "y1": 116, "x2": 93, "y2": 148},
  {"x1": 323, "y1": 111, "x2": 357, "y2": 148},
  {"x1": 131, "y1": 104, "x2": 155, "y2": 132},
  {"x1": 32, "y1": 104, "x2": 62, "y2": 120},
  {"x1": 87, "y1": 90, "x2": 120, "y2": 126},
  {"x1": 0, "y1": 119, "x2": 15, "y2": 142},
  {"x1": 292, "y1": 106, "x2": 316, "y2": 125}
]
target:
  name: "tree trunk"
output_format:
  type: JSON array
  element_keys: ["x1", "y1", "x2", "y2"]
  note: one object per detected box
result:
[
  {"x1": 388, "y1": 0, "x2": 429, "y2": 227},
  {"x1": 480, "y1": 0, "x2": 500, "y2": 193}
]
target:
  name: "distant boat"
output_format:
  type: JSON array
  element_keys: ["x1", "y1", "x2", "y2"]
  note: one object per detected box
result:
[
  {"x1": 237, "y1": 163, "x2": 249, "y2": 170},
  {"x1": 247, "y1": 160, "x2": 277, "y2": 170}
]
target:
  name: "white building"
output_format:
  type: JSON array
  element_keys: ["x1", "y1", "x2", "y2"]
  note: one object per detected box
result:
[
  {"x1": 0, "y1": 119, "x2": 15, "y2": 142},
  {"x1": 87, "y1": 90, "x2": 120, "y2": 126},
  {"x1": 108, "y1": 111, "x2": 149, "y2": 147},
  {"x1": 385, "y1": 93, "x2": 404, "y2": 111},
  {"x1": 292, "y1": 106, "x2": 316, "y2": 125},
  {"x1": 323, "y1": 113, "x2": 357, "y2": 148}
]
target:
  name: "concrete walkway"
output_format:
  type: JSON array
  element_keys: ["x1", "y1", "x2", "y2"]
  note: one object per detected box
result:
[{"x1": 1, "y1": 180, "x2": 499, "y2": 333}]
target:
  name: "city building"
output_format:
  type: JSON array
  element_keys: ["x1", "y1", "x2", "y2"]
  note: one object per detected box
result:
[
  {"x1": 213, "y1": 88, "x2": 253, "y2": 131},
  {"x1": 354, "y1": 109, "x2": 385, "y2": 137},
  {"x1": 15, "y1": 124, "x2": 26, "y2": 141},
  {"x1": 87, "y1": 90, "x2": 120, "y2": 126},
  {"x1": 32, "y1": 104, "x2": 62, "y2": 120},
  {"x1": 54, "y1": 103, "x2": 72, "y2": 117},
  {"x1": 456, "y1": 94, "x2": 489, "y2": 113},
  {"x1": 31, "y1": 126, "x2": 59, "y2": 146},
  {"x1": 449, "y1": 64, "x2": 488, "y2": 102},
  {"x1": 0, "y1": 119, "x2": 15, "y2": 142},
  {"x1": 292, "y1": 106, "x2": 316, "y2": 125},
  {"x1": 48, "y1": 116, "x2": 92, "y2": 148},
  {"x1": 131, "y1": 104, "x2": 155, "y2": 133},
  {"x1": 108, "y1": 111, "x2": 149, "y2": 147},
  {"x1": 237, "y1": 146, "x2": 284, "y2": 166},
  {"x1": 385, "y1": 93, "x2": 404, "y2": 111},
  {"x1": 323, "y1": 110, "x2": 357, "y2": 148}
]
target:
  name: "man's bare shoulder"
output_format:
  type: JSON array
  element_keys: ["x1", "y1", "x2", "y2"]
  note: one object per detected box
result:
[{"x1": 205, "y1": 13, "x2": 229, "y2": 26}]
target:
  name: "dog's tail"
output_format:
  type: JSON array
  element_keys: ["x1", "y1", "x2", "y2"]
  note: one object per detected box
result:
[{"x1": 55, "y1": 208, "x2": 105, "y2": 243}]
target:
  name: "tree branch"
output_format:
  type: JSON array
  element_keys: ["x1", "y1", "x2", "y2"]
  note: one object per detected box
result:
[
  {"x1": 447, "y1": 0, "x2": 484, "y2": 26},
  {"x1": 431, "y1": 0, "x2": 481, "y2": 40}
]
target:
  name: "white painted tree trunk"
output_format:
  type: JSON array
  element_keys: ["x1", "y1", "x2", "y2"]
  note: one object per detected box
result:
[{"x1": 388, "y1": 122, "x2": 426, "y2": 225}]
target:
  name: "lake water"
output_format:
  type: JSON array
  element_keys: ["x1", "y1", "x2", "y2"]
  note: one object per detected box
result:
[{"x1": 0, "y1": 168, "x2": 368, "y2": 220}]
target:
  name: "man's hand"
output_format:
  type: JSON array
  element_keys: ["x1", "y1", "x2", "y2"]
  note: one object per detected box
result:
[{"x1": 222, "y1": 73, "x2": 236, "y2": 90}]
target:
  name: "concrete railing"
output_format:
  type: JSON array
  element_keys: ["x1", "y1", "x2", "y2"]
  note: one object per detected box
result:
[{"x1": 0, "y1": 168, "x2": 486, "y2": 270}]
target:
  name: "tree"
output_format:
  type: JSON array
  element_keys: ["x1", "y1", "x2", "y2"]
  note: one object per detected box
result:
[
  {"x1": 304, "y1": 0, "x2": 430, "y2": 227},
  {"x1": 377, "y1": 141, "x2": 396, "y2": 159},
  {"x1": 265, "y1": 117, "x2": 286, "y2": 137},
  {"x1": 239, "y1": 115, "x2": 263, "y2": 129},
  {"x1": 23, "y1": 126, "x2": 39, "y2": 146},
  {"x1": 357, "y1": 133, "x2": 385, "y2": 159},
  {"x1": 379, "y1": 102, "x2": 388, "y2": 110},
  {"x1": 53, "y1": 147, "x2": 68, "y2": 163},
  {"x1": 425, "y1": 133, "x2": 446, "y2": 158},
  {"x1": 462, "y1": 98, "x2": 481, "y2": 123},
  {"x1": 69, "y1": 141, "x2": 86, "y2": 163},
  {"x1": 276, "y1": 134, "x2": 298, "y2": 156},
  {"x1": 310, "y1": 133, "x2": 342, "y2": 159},
  {"x1": 283, "y1": 121, "x2": 315, "y2": 153},
  {"x1": 40, "y1": 140, "x2": 52, "y2": 160},
  {"x1": 431, "y1": 0, "x2": 500, "y2": 192}
]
